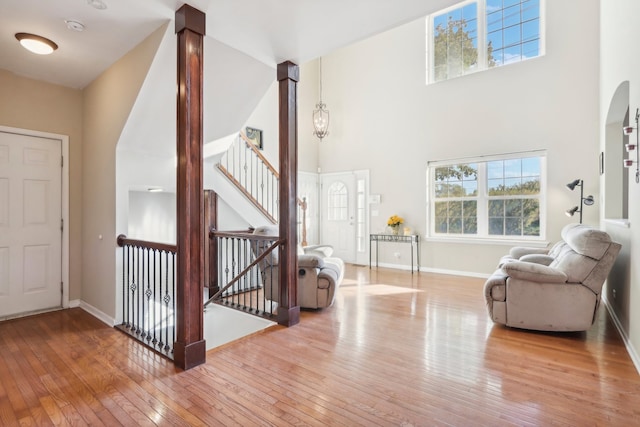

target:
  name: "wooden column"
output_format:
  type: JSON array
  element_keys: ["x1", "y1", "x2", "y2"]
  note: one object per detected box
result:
[
  {"x1": 277, "y1": 61, "x2": 301, "y2": 327},
  {"x1": 174, "y1": 4, "x2": 206, "y2": 370}
]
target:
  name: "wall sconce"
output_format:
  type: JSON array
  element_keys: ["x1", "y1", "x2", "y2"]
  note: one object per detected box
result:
[
  {"x1": 622, "y1": 108, "x2": 640, "y2": 183},
  {"x1": 565, "y1": 179, "x2": 594, "y2": 224}
]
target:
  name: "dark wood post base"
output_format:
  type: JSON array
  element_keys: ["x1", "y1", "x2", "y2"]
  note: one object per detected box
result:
[
  {"x1": 173, "y1": 340, "x2": 206, "y2": 370},
  {"x1": 277, "y1": 306, "x2": 300, "y2": 327}
]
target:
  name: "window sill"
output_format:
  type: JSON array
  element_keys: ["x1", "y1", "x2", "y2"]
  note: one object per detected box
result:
[
  {"x1": 604, "y1": 218, "x2": 631, "y2": 228},
  {"x1": 424, "y1": 235, "x2": 550, "y2": 247}
]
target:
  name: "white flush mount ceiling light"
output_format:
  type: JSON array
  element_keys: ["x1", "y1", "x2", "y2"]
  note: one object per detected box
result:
[
  {"x1": 15, "y1": 33, "x2": 58, "y2": 55},
  {"x1": 87, "y1": 0, "x2": 107, "y2": 10}
]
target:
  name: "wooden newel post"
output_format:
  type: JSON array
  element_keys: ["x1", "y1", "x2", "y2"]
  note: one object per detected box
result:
[
  {"x1": 174, "y1": 4, "x2": 206, "y2": 370},
  {"x1": 277, "y1": 61, "x2": 301, "y2": 327},
  {"x1": 204, "y1": 190, "x2": 219, "y2": 298}
]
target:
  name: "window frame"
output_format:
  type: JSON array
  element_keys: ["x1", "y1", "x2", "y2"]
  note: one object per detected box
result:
[
  {"x1": 327, "y1": 180, "x2": 349, "y2": 221},
  {"x1": 426, "y1": 150, "x2": 547, "y2": 243},
  {"x1": 426, "y1": 0, "x2": 545, "y2": 84}
]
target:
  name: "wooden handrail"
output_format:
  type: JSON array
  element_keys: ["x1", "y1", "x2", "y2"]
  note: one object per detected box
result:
[
  {"x1": 218, "y1": 131, "x2": 308, "y2": 244},
  {"x1": 209, "y1": 229, "x2": 271, "y2": 240},
  {"x1": 216, "y1": 165, "x2": 278, "y2": 224},
  {"x1": 238, "y1": 131, "x2": 305, "y2": 208},
  {"x1": 204, "y1": 231, "x2": 283, "y2": 307},
  {"x1": 116, "y1": 234, "x2": 177, "y2": 253},
  {"x1": 239, "y1": 132, "x2": 279, "y2": 177}
]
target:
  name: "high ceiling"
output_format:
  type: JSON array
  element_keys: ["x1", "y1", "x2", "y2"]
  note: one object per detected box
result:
[{"x1": 0, "y1": 0, "x2": 458, "y2": 89}]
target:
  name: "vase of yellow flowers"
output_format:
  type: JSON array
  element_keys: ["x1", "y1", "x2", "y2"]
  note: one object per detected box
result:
[{"x1": 387, "y1": 215, "x2": 404, "y2": 235}]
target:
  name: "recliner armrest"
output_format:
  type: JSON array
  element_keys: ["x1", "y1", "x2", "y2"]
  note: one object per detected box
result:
[
  {"x1": 502, "y1": 261, "x2": 567, "y2": 283},
  {"x1": 519, "y1": 254, "x2": 555, "y2": 266},
  {"x1": 298, "y1": 254, "x2": 325, "y2": 268},
  {"x1": 509, "y1": 246, "x2": 550, "y2": 259},
  {"x1": 302, "y1": 244, "x2": 334, "y2": 258}
]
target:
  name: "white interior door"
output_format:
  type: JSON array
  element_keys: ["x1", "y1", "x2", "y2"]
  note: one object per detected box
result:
[
  {"x1": 0, "y1": 131, "x2": 62, "y2": 317},
  {"x1": 321, "y1": 172, "x2": 356, "y2": 263}
]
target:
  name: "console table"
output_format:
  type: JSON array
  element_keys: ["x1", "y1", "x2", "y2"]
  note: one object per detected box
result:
[{"x1": 369, "y1": 233, "x2": 420, "y2": 274}]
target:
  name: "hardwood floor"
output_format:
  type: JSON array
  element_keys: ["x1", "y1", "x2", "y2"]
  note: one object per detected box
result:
[{"x1": 1, "y1": 265, "x2": 639, "y2": 426}]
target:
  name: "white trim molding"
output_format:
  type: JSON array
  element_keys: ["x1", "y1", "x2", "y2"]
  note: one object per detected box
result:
[
  {"x1": 0, "y1": 125, "x2": 70, "y2": 311},
  {"x1": 79, "y1": 300, "x2": 116, "y2": 327},
  {"x1": 602, "y1": 296, "x2": 640, "y2": 376},
  {"x1": 374, "y1": 262, "x2": 491, "y2": 279}
]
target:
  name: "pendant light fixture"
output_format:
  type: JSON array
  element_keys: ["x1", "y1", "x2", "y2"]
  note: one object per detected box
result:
[{"x1": 312, "y1": 57, "x2": 330, "y2": 141}]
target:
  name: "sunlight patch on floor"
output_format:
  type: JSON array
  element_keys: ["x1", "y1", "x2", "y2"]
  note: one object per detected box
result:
[
  {"x1": 339, "y1": 278, "x2": 360, "y2": 286},
  {"x1": 203, "y1": 304, "x2": 275, "y2": 350}
]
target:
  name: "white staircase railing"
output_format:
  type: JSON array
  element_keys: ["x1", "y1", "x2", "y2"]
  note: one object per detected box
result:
[
  {"x1": 216, "y1": 131, "x2": 308, "y2": 245},
  {"x1": 217, "y1": 132, "x2": 279, "y2": 224}
]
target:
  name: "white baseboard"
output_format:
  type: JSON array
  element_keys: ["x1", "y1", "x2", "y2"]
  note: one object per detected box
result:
[
  {"x1": 602, "y1": 296, "x2": 640, "y2": 376},
  {"x1": 77, "y1": 300, "x2": 116, "y2": 327},
  {"x1": 374, "y1": 262, "x2": 490, "y2": 279},
  {"x1": 68, "y1": 299, "x2": 81, "y2": 308},
  {"x1": 419, "y1": 266, "x2": 491, "y2": 279}
]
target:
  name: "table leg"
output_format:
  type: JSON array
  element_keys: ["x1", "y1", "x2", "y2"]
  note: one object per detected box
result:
[{"x1": 411, "y1": 242, "x2": 414, "y2": 274}]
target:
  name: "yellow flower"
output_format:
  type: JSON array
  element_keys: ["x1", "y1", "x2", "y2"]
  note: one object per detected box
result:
[{"x1": 387, "y1": 215, "x2": 404, "y2": 227}]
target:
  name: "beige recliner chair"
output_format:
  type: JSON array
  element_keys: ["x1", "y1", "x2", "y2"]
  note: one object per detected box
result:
[
  {"x1": 484, "y1": 223, "x2": 621, "y2": 332},
  {"x1": 253, "y1": 225, "x2": 344, "y2": 309}
]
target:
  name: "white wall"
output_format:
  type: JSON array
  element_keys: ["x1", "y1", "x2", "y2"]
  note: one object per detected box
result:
[
  {"x1": 127, "y1": 190, "x2": 250, "y2": 244},
  {"x1": 306, "y1": 0, "x2": 601, "y2": 275},
  {"x1": 242, "y1": 61, "x2": 322, "y2": 175},
  {"x1": 128, "y1": 191, "x2": 176, "y2": 244},
  {"x1": 600, "y1": 0, "x2": 640, "y2": 369}
]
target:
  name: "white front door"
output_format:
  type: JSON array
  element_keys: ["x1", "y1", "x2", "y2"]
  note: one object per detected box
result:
[
  {"x1": 321, "y1": 172, "x2": 356, "y2": 263},
  {"x1": 0, "y1": 131, "x2": 62, "y2": 317}
]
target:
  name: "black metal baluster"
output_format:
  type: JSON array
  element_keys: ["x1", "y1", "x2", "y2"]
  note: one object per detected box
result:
[
  {"x1": 151, "y1": 249, "x2": 157, "y2": 347},
  {"x1": 136, "y1": 246, "x2": 141, "y2": 335},
  {"x1": 122, "y1": 245, "x2": 131, "y2": 329},
  {"x1": 171, "y1": 251, "x2": 176, "y2": 355},
  {"x1": 158, "y1": 250, "x2": 164, "y2": 351},
  {"x1": 162, "y1": 250, "x2": 168, "y2": 353},
  {"x1": 240, "y1": 237, "x2": 246, "y2": 309},
  {"x1": 243, "y1": 239, "x2": 249, "y2": 312},
  {"x1": 224, "y1": 238, "x2": 230, "y2": 301},
  {"x1": 129, "y1": 245, "x2": 135, "y2": 331}
]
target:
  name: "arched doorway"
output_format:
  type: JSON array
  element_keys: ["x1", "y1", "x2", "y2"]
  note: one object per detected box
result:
[{"x1": 603, "y1": 81, "x2": 630, "y2": 220}]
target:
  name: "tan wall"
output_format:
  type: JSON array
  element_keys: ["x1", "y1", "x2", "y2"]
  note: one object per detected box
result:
[
  {"x1": 81, "y1": 23, "x2": 167, "y2": 317},
  {"x1": 0, "y1": 69, "x2": 83, "y2": 300}
]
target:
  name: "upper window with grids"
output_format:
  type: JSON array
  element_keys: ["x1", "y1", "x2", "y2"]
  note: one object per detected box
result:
[{"x1": 427, "y1": 0, "x2": 543, "y2": 83}]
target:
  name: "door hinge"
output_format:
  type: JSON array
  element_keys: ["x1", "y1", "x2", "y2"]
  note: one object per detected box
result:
[
  {"x1": 61, "y1": 218, "x2": 64, "y2": 232},
  {"x1": 61, "y1": 156, "x2": 64, "y2": 167}
]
